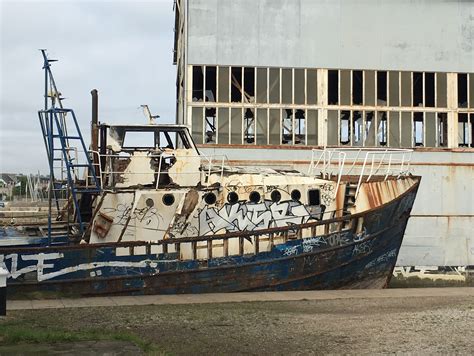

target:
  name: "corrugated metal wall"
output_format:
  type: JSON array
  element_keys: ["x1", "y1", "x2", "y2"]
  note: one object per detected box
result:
[{"x1": 187, "y1": 0, "x2": 473, "y2": 72}]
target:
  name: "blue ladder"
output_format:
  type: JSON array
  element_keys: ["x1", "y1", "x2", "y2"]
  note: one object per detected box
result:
[{"x1": 38, "y1": 50, "x2": 101, "y2": 241}]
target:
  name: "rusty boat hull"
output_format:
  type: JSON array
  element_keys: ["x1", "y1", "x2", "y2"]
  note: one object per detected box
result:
[{"x1": 1, "y1": 177, "x2": 419, "y2": 297}]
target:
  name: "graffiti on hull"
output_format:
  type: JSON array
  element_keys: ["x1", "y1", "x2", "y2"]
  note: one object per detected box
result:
[{"x1": 199, "y1": 200, "x2": 310, "y2": 235}]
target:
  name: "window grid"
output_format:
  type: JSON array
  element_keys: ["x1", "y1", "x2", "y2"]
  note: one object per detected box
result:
[{"x1": 189, "y1": 65, "x2": 473, "y2": 148}]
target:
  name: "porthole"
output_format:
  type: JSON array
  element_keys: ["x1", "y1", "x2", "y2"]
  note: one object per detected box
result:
[
  {"x1": 308, "y1": 189, "x2": 321, "y2": 206},
  {"x1": 162, "y1": 194, "x2": 175, "y2": 206},
  {"x1": 204, "y1": 192, "x2": 217, "y2": 205},
  {"x1": 291, "y1": 189, "x2": 301, "y2": 201},
  {"x1": 249, "y1": 191, "x2": 261, "y2": 203},
  {"x1": 145, "y1": 198, "x2": 154, "y2": 207},
  {"x1": 227, "y1": 191, "x2": 239, "y2": 204},
  {"x1": 270, "y1": 190, "x2": 281, "y2": 203}
]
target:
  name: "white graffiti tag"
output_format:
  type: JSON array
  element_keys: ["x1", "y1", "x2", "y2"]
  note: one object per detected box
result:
[
  {"x1": 199, "y1": 200, "x2": 310, "y2": 235},
  {"x1": 0, "y1": 253, "x2": 158, "y2": 282}
]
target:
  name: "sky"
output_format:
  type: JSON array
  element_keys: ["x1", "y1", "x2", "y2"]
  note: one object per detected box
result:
[{"x1": 0, "y1": 0, "x2": 176, "y2": 174}]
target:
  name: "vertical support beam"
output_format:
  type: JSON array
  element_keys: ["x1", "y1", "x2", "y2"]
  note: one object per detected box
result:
[
  {"x1": 317, "y1": 68, "x2": 328, "y2": 146},
  {"x1": 447, "y1": 72, "x2": 458, "y2": 148},
  {"x1": 0, "y1": 266, "x2": 7, "y2": 316}
]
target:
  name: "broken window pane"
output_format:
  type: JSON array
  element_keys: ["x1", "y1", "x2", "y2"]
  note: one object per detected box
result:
[
  {"x1": 401, "y1": 112, "x2": 412, "y2": 147},
  {"x1": 269, "y1": 109, "x2": 280, "y2": 144},
  {"x1": 340, "y1": 70, "x2": 351, "y2": 106},
  {"x1": 471, "y1": 114, "x2": 474, "y2": 148},
  {"x1": 243, "y1": 67, "x2": 255, "y2": 103},
  {"x1": 269, "y1": 68, "x2": 280, "y2": 104},
  {"x1": 425, "y1": 72, "x2": 435, "y2": 107},
  {"x1": 438, "y1": 113, "x2": 448, "y2": 147},
  {"x1": 364, "y1": 111, "x2": 375, "y2": 146},
  {"x1": 282, "y1": 109, "x2": 293, "y2": 144},
  {"x1": 364, "y1": 71, "x2": 375, "y2": 106},
  {"x1": 413, "y1": 112, "x2": 424, "y2": 146},
  {"x1": 388, "y1": 71, "x2": 400, "y2": 107},
  {"x1": 353, "y1": 111, "x2": 363, "y2": 146},
  {"x1": 231, "y1": 108, "x2": 242, "y2": 144},
  {"x1": 231, "y1": 67, "x2": 242, "y2": 103},
  {"x1": 377, "y1": 71, "x2": 387, "y2": 105},
  {"x1": 389, "y1": 112, "x2": 400, "y2": 147},
  {"x1": 425, "y1": 112, "x2": 436, "y2": 147},
  {"x1": 458, "y1": 113, "x2": 469, "y2": 146},
  {"x1": 192, "y1": 66, "x2": 204, "y2": 102},
  {"x1": 307, "y1": 69, "x2": 318, "y2": 104},
  {"x1": 413, "y1": 72, "x2": 423, "y2": 107},
  {"x1": 352, "y1": 70, "x2": 363, "y2": 105},
  {"x1": 401, "y1": 72, "x2": 411, "y2": 107},
  {"x1": 436, "y1": 72, "x2": 447, "y2": 108},
  {"x1": 204, "y1": 108, "x2": 217, "y2": 143},
  {"x1": 294, "y1": 69, "x2": 305, "y2": 105},
  {"x1": 218, "y1": 108, "x2": 229, "y2": 144},
  {"x1": 377, "y1": 111, "x2": 387, "y2": 146},
  {"x1": 328, "y1": 70, "x2": 339, "y2": 105},
  {"x1": 295, "y1": 109, "x2": 305, "y2": 145},
  {"x1": 327, "y1": 110, "x2": 338, "y2": 145},
  {"x1": 458, "y1": 73, "x2": 468, "y2": 108},
  {"x1": 191, "y1": 107, "x2": 203, "y2": 144},
  {"x1": 218, "y1": 66, "x2": 230, "y2": 103},
  {"x1": 256, "y1": 68, "x2": 267, "y2": 104},
  {"x1": 243, "y1": 108, "x2": 255, "y2": 144},
  {"x1": 340, "y1": 110, "x2": 351, "y2": 145},
  {"x1": 256, "y1": 108, "x2": 268, "y2": 145},
  {"x1": 469, "y1": 74, "x2": 474, "y2": 108},
  {"x1": 307, "y1": 110, "x2": 318, "y2": 145},
  {"x1": 205, "y1": 66, "x2": 216, "y2": 102},
  {"x1": 282, "y1": 69, "x2": 292, "y2": 104}
]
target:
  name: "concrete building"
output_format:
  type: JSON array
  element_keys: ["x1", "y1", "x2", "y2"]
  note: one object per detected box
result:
[{"x1": 173, "y1": 0, "x2": 474, "y2": 269}]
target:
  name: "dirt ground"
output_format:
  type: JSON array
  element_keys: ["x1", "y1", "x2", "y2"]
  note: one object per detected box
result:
[{"x1": 1, "y1": 295, "x2": 473, "y2": 355}]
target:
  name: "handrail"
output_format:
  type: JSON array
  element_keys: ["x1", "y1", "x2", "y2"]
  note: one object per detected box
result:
[
  {"x1": 89, "y1": 151, "x2": 229, "y2": 189},
  {"x1": 309, "y1": 147, "x2": 413, "y2": 200}
]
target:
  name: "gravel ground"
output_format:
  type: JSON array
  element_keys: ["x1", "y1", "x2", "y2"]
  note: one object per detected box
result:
[{"x1": 1, "y1": 295, "x2": 473, "y2": 355}]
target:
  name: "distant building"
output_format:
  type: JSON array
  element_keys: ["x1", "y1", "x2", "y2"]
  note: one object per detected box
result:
[{"x1": 173, "y1": 0, "x2": 473, "y2": 269}]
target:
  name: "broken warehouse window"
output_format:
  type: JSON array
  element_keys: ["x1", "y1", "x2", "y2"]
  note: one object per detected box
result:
[
  {"x1": 243, "y1": 67, "x2": 255, "y2": 103},
  {"x1": 205, "y1": 66, "x2": 216, "y2": 102},
  {"x1": 192, "y1": 66, "x2": 204, "y2": 101},
  {"x1": 340, "y1": 111, "x2": 350, "y2": 145},
  {"x1": 282, "y1": 109, "x2": 293, "y2": 144},
  {"x1": 294, "y1": 69, "x2": 305, "y2": 105},
  {"x1": 457, "y1": 113, "x2": 473, "y2": 147},
  {"x1": 352, "y1": 70, "x2": 363, "y2": 105},
  {"x1": 377, "y1": 71, "x2": 387, "y2": 105},
  {"x1": 412, "y1": 72, "x2": 423, "y2": 107},
  {"x1": 295, "y1": 109, "x2": 305, "y2": 144},
  {"x1": 425, "y1": 72, "x2": 435, "y2": 107},
  {"x1": 204, "y1": 107, "x2": 216, "y2": 143},
  {"x1": 438, "y1": 113, "x2": 448, "y2": 147},
  {"x1": 377, "y1": 112, "x2": 387, "y2": 146},
  {"x1": 458, "y1": 73, "x2": 468, "y2": 108},
  {"x1": 364, "y1": 112, "x2": 375, "y2": 146},
  {"x1": 328, "y1": 70, "x2": 339, "y2": 105},
  {"x1": 218, "y1": 67, "x2": 230, "y2": 102},
  {"x1": 243, "y1": 108, "x2": 255, "y2": 144},
  {"x1": 353, "y1": 111, "x2": 363, "y2": 146},
  {"x1": 413, "y1": 112, "x2": 424, "y2": 146},
  {"x1": 231, "y1": 67, "x2": 242, "y2": 102}
]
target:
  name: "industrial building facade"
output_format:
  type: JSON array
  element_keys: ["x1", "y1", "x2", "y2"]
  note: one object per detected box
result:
[{"x1": 173, "y1": 0, "x2": 474, "y2": 268}]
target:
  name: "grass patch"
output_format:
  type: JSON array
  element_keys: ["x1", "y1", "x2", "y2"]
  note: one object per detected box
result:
[{"x1": 0, "y1": 322, "x2": 162, "y2": 354}]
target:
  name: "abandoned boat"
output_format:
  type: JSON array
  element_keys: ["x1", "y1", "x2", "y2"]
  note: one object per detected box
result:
[{"x1": 0, "y1": 52, "x2": 421, "y2": 297}]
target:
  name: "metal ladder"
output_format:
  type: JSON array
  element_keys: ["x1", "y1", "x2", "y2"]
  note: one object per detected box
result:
[{"x1": 38, "y1": 50, "x2": 101, "y2": 241}]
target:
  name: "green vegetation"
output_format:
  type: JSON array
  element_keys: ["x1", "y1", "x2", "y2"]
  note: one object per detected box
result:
[{"x1": 0, "y1": 321, "x2": 163, "y2": 354}]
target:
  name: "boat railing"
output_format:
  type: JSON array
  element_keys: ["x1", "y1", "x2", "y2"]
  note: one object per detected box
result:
[
  {"x1": 89, "y1": 151, "x2": 229, "y2": 189},
  {"x1": 308, "y1": 148, "x2": 413, "y2": 199}
]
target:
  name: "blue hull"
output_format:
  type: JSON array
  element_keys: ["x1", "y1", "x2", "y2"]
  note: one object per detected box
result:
[{"x1": 0, "y1": 181, "x2": 418, "y2": 296}]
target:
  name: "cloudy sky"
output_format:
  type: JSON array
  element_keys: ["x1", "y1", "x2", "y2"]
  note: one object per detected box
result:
[{"x1": 0, "y1": 0, "x2": 176, "y2": 174}]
